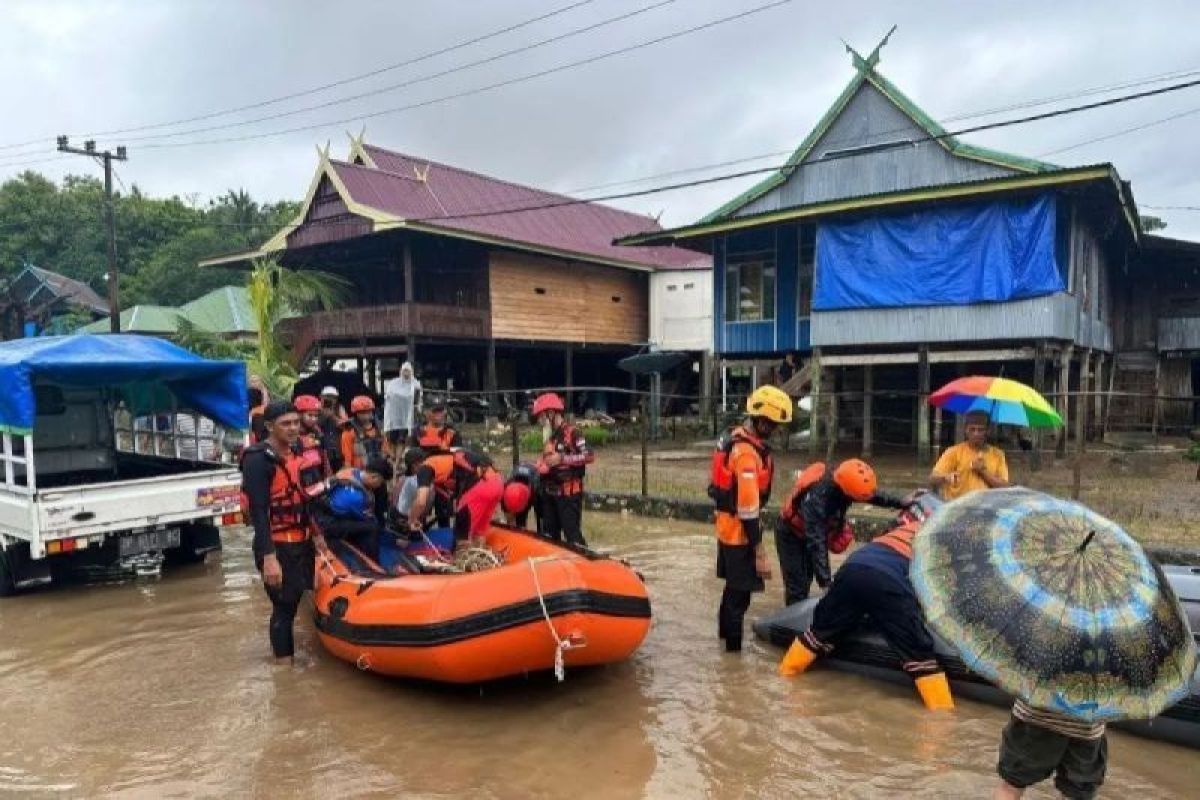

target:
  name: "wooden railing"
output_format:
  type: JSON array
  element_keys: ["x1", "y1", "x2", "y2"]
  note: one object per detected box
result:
[{"x1": 279, "y1": 303, "x2": 490, "y2": 365}]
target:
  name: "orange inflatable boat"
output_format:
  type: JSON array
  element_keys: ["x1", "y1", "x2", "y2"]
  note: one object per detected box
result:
[{"x1": 312, "y1": 526, "x2": 651, "y2": 683}]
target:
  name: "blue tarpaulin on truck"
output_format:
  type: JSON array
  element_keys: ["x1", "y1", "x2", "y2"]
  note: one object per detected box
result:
[
  {"x1": 0, "y1": 334, "x2": 247, "y2": 434},
  {"x1": 813, "y1": 193, "x2": 1063, "y2": 310}
]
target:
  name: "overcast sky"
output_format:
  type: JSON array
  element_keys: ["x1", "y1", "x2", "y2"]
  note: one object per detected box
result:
[{"x1": 2, "y1": 0, "x2": 1198, "y2": 238}]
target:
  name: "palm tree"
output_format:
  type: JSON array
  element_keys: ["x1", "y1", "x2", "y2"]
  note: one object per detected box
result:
[{"x1": 246, "y1": 257, "x2": 348, "y2": 395}]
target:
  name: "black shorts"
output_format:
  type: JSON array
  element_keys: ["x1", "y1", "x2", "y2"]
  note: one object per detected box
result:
[
  {"x1": 256, "y1": 540, "x2": 315, "y2": 607},
  {"x1": 716, "y1": 543, "x2": 764, "y2": 593},
  {"x1": 997, "y1": 715, "x2": 1107, "y2": 800}
]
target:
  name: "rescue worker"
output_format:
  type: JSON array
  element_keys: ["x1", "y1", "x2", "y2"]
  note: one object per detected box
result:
[
  {"x1": 240, "y1": 400, "x2": 312, "y2": 664},
  {"x1": 292, "y1": 395, "x2": 332, "y2": 489},
  {"x1": 774, "y1": 461, "x2": 863, "y2": 606},
  {"x1": 408, "y1": 448, "x2": 503, "y2": 545},
  {"x1": 532, "y1": 393, "x2": 593, "y2": 546},
  {"x1": 778, "y1": 496, "x2": 955, "y2": 712},
  {"x1": 408, "y1": 403, "x2": 461, "y2": 454},
  {"x1": 248, "y1": 387, "x2": 268, "y2": 445},
  {"x1": 709, "y1": 385, "x2": 791, "y2": 652},
  {"x1": 501, "y1": 461, "x2": 540, "y2": 529},
  {"x1": 340, "y1": 395, "x2": 385, "y2": 470},
  {"x1": 779, "y1": 458, "x2": 912, "y2": 603},
  {"x1": 314, "y1": 456, "x2": 393, "y2": 562}
]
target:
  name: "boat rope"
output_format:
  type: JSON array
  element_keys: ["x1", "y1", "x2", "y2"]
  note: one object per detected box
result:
[{"x1": 527, "y1": 556, "x2": 582, "y2": 683}]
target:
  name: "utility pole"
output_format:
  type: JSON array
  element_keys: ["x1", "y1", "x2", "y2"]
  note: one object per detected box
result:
[{"x1": 56, "y1": 136, "x2": 127, "y2": 333}]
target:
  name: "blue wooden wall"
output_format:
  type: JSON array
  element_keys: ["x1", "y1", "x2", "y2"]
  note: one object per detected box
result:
[{"x1": 714, "y1": 224, "x2": 813, "y2": 356}]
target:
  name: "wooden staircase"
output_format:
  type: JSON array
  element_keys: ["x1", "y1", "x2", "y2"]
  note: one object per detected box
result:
[{"x1": 1105, "y1": 350, "x2": 1157, "y2": 435}]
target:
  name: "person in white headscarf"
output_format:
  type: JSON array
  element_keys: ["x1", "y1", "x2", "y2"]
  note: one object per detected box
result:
[{"x1": 383, "y1": 362, "x2": 422, "y2": 450}]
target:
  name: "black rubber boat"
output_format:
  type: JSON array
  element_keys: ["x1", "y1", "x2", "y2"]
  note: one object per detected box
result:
[{"x1": 754, "y1": 564, "x2": 1200, "y2": 749}]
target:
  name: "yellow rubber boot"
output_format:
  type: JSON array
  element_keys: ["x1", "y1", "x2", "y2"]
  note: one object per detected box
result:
[
  {"x1": 778, "y1": 638, "x2": 818, "y2": 677},
  {"x1": 914, "y1": 672, "x2": 955, "y2": 711}
]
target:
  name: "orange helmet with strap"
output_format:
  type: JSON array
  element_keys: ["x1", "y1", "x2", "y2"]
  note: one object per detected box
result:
[
  {"x1": 350, "y1": 395, "x2": 375, "y2": 414},
  {"x1": 532, "y1": 392, "x2": 565, "y2": 418},
  {"x1": 833, "y1": 458, "x2": 877, "y2": 502}
]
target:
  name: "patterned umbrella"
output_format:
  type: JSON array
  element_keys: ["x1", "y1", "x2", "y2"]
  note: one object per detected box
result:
[
  {"x1": 911, "y1": 487, "x2": 1197, "y2": 722},
  {"x1": 929, "y1": 375, "x2": 1062, "y2": 428}
]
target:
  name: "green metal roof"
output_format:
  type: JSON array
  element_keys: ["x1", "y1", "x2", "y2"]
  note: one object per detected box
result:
[
  {"x1": 179, "y1": 286, "x2": 256, "y2": 335},
  {"x1": 701, "y1": 39, "x2": 1061, "y2": 224},
  {"x1": 80, "y1": 305, "x2": 180, "y2": 334}
]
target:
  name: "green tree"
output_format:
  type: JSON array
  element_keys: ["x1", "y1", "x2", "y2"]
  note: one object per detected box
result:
[{"x1": 245, "y1": 258, "x2": 348, "y2": 396}]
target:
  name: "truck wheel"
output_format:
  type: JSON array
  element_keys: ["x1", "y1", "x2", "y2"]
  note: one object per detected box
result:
[{"x1": 164, "y1": 523, "x2": 223, "y2": 566}]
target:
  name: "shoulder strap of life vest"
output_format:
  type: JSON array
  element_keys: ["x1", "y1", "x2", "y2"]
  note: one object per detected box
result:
[
  {"x1": 780, "y1": 462, "x2": 826, "y2": 529},
  {"x1": 873, "y1": 521, "x2": 918, "y2": 560}
]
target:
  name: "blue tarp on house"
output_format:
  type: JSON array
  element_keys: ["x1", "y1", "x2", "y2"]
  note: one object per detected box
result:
[
  {"x1": 0, "y1": 334, "x2": 247, "y2": 434},
  {"x1": 814, "y1": 194, "x2": 1063, "y2": 310}
]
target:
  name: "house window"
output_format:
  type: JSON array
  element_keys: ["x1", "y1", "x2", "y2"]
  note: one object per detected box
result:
[
  {"x1": 798, "y1": 224, "x2": 816, "y2": 316},
  {"x1": 724, "y1": 253, "x2": 776, "y2": 322},
  {"x1": 683, "y1": 282, "x2": 695, "y2": 289}
]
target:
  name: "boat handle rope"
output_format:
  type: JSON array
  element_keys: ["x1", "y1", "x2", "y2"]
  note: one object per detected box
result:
[{"x1": 527, "y1": 556, "x2": 584, "y2": 683}]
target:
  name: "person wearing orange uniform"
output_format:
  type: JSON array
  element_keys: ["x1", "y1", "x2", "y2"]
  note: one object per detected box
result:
[
  {"x1": 408, "y1": 449, "x2": 502, "y2": 544},
  {"x1": 340, "y1": 395, "x2": 385, "y2": 469},
  {"x1": 407, "y1": 404, "x2": 462, "y2": 455},
  {"x1": 778, "y1": 497, "x2": 955, "y2": 711},
  {"x1": 709, "y1": 385, "x2": 791, "y2": 652},
  {"x1": 292, "y1": 395, "x2": 332, "y2": 489},
  {"x1": 240, "y1": 400, "x2": 312, "y2": 664}
]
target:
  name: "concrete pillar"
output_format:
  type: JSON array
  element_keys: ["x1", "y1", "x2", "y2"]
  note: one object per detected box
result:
[
  {"x1": 917, "y1": 346, "x2": 931, "y2": 466},
  {"x1": 861, "y1": 364, "x2": 873, "y2": 459},
  {"x1": 808, "y1": 348, "x2": 822, "y2": 456}
]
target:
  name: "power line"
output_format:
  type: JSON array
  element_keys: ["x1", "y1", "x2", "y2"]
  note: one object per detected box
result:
[
  {"x1": 138, "y1": 0, "x2": 795, "y2": 150},
  {"x1": 406, "y1": 74, "x2": 1200, "y2": 223},
  {"x1": 119, "y1": 0, "x2": 679, "y2": 145},
  {"x1": 4, "y1": 71, "x2": 1198, "y2": 237},
  {"x1": 1142, "y1": 205, "x2": 1200, "y2": 212},
  {"x1": 0, "y1": 0, "x2": 599, "y2": 152},
  {"x1": 1038, "y1": 104, "x2": 1200, "y2": 157}
]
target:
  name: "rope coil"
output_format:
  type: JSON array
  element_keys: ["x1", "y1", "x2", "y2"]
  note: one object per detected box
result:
[{"x1": 527, "y1": 556, "x2": 586, "y2": 682}]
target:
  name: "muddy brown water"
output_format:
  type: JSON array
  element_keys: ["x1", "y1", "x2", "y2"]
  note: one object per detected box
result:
[{"x1": 0, "y1": 513, "x2": 1194, "y2": 798}]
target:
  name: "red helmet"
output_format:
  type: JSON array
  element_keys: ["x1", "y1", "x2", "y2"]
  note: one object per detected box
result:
[
  {"x1": 531, "y1": 393, "x2": 564, "y2": 417},
  {"x1": 832, "y1": 459, "x2": 877, "y2": 502},
  {"x1": 501, "y1": 481, "x2": 533, "y2": 515},
  {"x1": 293, "y1": 395, "x2": 320, "y2": 413},
  {"x1": 350, "y1": 395, "x2": 375, "y2": 414}
]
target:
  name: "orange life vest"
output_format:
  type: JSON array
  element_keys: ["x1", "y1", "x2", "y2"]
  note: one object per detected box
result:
[
  {"x1": 872, "y1": 521, "x2": 919, "y2": 560},
  {"x1": 778, "y1": 462, "x2": 828, "y2": 533},
  {"x1": 417, "y1": 424, "x2": 457, "y2": 453},
  {"x1": 708, "y1": 427, "x2": 773, "y2": 514},
  {"x1": 344, "y1": 420, "x2": 384, "y2": 468},
  {"x1": 422, "y1": 453, "x2": 457, "y2": 498},
  {"x1": 267, "y1": 449, "x2": 309, "y2": 543}
]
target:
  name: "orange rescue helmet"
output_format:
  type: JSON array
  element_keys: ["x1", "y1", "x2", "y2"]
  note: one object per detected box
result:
[
  {"x1": 350, "y1": 395, "x2": 376, "y2": 414},
  {"x1": 531, "y1": 392, "x2": 564, "y2": 418},
  {"x1": 832, "y1": 458, "x2": 877, "y2": 502},
  {"x1": 501, "y1": 481, "x2": 533, "y2": 515},
  {"x1": 293, "y1": 394, "x2": 321, "y2": 413}
]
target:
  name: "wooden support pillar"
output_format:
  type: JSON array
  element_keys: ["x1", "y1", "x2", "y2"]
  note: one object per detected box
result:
[
  {"x1": 402, "y1": 240, "x2": 417, "y2": 371},
  {"x1": 699, "y1": 351, "x2": 714, "y2": 422},
  {"x1": 1072, "y1": 349, "x2": 1091, "y2": 500},
  {"x1": 808, "y1": 348, "x2": 822, "y2": 456},
  {"x1": 824, "y1": 367, "x2": 839, "y2": 463},
  {"x1": 861, "y1": 364, "x2": 874, "y2": 459},
  {"x1": 1092, "y1": 353, "x2": 1105, "y2": 441},
  {"x1": 1102, "y1": 352, "x2": 1116, "y2": 440},
  {"x1": 954, "y1": 362, "x2": 968, "y2": 443},
  {"x1": 917, "y1": 346, "x2": 931, "y2": 466},
  {"x1": 564, "y1": 346, "x2": 574, "y2": 415},
  {"x1": 1056, "y1": 345, "x2": 1074, "y2": 459},
  {"x1": 1152, "y1": 356, "x2": 1163, "y2": 441},
  {"x1": 1030, "y1": 342, "x2": 1047, "y2": 471},
  {"x1": 933, "y1": 407, "x2": 944, "y2": 462},
  {"x1": 485, "y1": 338, "x2": 498, "y2": 417}
]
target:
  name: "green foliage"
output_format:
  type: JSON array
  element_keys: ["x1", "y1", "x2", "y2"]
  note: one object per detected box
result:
[
  {"x1": 1184, "y1": 442, "x2": 1200, "y2": 463},
  {"x1": 582, "y1": 426, "x2": 610, "y2": 447},
  {"x1": 520, "y1": 430, "x2": 544, "y2": 453},
  {"x1": 1141, "y1": 215, "x2": 1168, "y2": 233},
  {"x1": 0, "y1": 171, "x2": 300, "y2": 310}
]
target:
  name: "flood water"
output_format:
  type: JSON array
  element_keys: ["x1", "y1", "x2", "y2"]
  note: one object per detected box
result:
[{"x1": 0, "y1": 512, "x2": 1194, "y2": 799}]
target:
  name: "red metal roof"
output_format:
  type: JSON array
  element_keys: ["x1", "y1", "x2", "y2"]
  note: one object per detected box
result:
[
  {"x1": 329, "y1": 144, "x2": 707, "y2": 271},
  {"x1": 28, "y1": 265, "x2": 109, "y2": 314}
]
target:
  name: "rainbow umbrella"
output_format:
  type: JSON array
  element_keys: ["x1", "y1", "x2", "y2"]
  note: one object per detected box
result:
[{"x1": 929, "y1": 376, "x2": 1062, "y2": 428}]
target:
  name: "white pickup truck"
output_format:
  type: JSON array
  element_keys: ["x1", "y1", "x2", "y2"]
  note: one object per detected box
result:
[{"x1": 0, "y1": 382, "x2": 245, "y2": 594}]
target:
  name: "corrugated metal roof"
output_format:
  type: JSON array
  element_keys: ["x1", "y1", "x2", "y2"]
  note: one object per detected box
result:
[
  {"x1": 179, "y1": 285, "x2": 257, "y2": 334},
  {"x1": 26, "y1": 265, "x2": 109, "y2": 314},
  {"x1": 335, "y1": 144, "x2": 708, "y2": 271}
]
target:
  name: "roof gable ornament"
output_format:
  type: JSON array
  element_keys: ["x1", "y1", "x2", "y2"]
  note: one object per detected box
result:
[{"x1": 843, "y1": 24, "x2": 896, "y2": 73}]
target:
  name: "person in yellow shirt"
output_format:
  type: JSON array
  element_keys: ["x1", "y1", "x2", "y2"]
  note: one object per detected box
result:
[{"x1": 929, "y1": 411, "x2": 1009, "y2": 501}]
